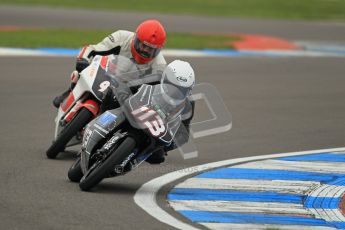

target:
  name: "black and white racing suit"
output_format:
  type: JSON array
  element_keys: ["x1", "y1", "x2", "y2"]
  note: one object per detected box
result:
[
  {"x1": 70, "y1": 30, "x2": 193, "y2": 163},
  {"x1": 102, "y1": 79, "x2": 195, "y2": 164}
]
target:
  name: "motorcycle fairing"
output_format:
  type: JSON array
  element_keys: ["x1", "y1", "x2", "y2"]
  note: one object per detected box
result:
[
  {"x1": 158, "y1": 115, "x2": 181, "y2": 144},
  {"x1": 83, "y1": 109, "x2": 125, "y2": 154},
  {"x1": 127, "y1": 84, "x2": 182, "y2": 144},
  {"x1": 90, "y1": 67, "x2": 114, "y2": 101},
  {"x1": 54, "y1": 56, "x2": 104, "y2": 139},
  {"x1": 80, "y1": 109, "x2": 126, "y2": 173}
]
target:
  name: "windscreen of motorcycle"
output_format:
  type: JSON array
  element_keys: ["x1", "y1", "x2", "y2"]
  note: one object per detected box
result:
[
  {"x1": 105, "y1": 55, "x2": 142, "y2": 83},
  {"x1": 151, "y1": 84, "x2": 186, "y2": 119},
  {"x1": 123, "y1": 84, "x2": 184, "y2": 142}
]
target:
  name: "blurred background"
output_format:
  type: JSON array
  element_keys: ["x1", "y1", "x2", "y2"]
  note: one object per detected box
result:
[{"x1": 1, "y1": 0, "x2": 345, "y2": 49}]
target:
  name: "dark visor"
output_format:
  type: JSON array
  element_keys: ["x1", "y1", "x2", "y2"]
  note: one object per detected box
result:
[{"x1": 134, "y1": 36, "x2": 161, "y2": 59}]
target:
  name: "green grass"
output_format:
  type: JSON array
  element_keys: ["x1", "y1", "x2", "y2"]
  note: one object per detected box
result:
[
  {"x1": 1, "y1": 0, "x2": 345, "y2": 20},
  {"x1": 0, "y1": 29, "x2": 239, "y2": 49}
]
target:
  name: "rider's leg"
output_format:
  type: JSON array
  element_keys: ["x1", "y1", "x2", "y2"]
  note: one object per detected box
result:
[
  {"x1": 53, "y1": 71, "x2": 79, "y2": 108},
  {"x1": 145, "y1": 148, "x2": 166, "y2": 164}
]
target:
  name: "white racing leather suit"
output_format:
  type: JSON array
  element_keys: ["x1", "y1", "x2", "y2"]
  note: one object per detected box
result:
[
  {"x1": 77, "y1": 30, "x2": 166, "y2": 72},
  {"x1": 55, "y1": 30, "x2": 167, "y2": 108}
]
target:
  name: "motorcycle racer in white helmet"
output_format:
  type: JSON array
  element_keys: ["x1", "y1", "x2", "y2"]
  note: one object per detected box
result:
[
  {"x1": 160, "y1": 60, "x2": 195, "y2": 106},
  {"x1": 110, "y1": 59, "x2": 196, "y2": 164},
  {"x1": 144, "y1": 60, "x2": 196, "y2": 163}
]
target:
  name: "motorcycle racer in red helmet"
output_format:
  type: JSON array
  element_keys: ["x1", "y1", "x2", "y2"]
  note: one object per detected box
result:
[
  {"x1": 52, "y1": 19, "x2": 174, "y2": 164},
  {"x1": 53, "y1": 19, "x2": 167, "y2": 108},
  {"x1": 131, "y1": 19, "x2": 166, "y2": 64}
]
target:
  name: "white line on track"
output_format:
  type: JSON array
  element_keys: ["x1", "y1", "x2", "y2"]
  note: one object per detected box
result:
[
  {"x1": 169, "y1": 200, "x2": 310, "y2": 215},
  {"x1": 133, "y1": 147, "x2": 345, "y2": 230},
  {"x1": 236, "y1": 159, "x2": 345, "y2": 174},
  {"x1": 175, "y1": 178, "x2": 320, "y2": 194}
]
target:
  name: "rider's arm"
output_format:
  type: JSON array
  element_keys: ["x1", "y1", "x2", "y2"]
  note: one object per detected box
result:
[
  {"x1": 112, "y1": 79, "x2": 142, "y2": 106},
  {"x1": 127, "y1": 72, "x2": 162, "y2": 91},
  {"x1": 100, "y1": 87, "x2": 120, "y2": 113},
  {"x1": 76, "y1": 30, "x2": 133, "y2": 72},
  {"x1": 78, "y1": 30, "x2": 131, "y2": 60},
  {"x1": 165, "y1": 99, "x2": 195, "y2": 152}
]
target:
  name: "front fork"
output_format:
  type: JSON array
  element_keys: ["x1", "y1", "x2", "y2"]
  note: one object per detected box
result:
[
  {"x1": 54, "y1": 95, "x2": 100, "y2": 141},
  {"x1": 81, "y1": 131, "x2": 128, "y2": 175},
  {"x1": 121, "y1": 135, "x2": 158, "y2": 173},
  {"x1": 62, "y1": 98, "x2": 99, "y2": 124}
]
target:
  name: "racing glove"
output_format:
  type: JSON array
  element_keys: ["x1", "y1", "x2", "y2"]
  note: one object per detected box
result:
[{"x1": 76, "y1": 58, "x2": 90, "y2": 73}]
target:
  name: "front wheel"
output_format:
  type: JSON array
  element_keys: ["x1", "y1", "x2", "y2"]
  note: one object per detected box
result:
[
  {"x1": 79, "y1": 137, "x2": 136, "y2": 191},
  {"x1": 68, "y1": 156, "x2": 83, "y2": 182},
  {"x1": 46, "y1": 108, "x2": 94, "y2": 159}
]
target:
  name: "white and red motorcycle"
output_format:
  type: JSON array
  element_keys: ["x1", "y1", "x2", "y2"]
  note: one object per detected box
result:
[{"x1": 46, "y1": 55, "x2": 138, "y2": 159}]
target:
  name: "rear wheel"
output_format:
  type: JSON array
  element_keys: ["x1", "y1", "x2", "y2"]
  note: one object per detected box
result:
[
  {"x1": 46, "y1": 108, "x2": 94, "y2": 159},
  {"x1": 79, "y1": 137, "x2": 136, "y2": 191},
  {"x1": 68, "y1": 156, "x2": 83, "y2": 182}
]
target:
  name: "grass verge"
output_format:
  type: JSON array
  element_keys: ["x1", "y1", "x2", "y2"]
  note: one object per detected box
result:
[{"x1": 0, "y1": 29, "x2": 239, "y2": 49}]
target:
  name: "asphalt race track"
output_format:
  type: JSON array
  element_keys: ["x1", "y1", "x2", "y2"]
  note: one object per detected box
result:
[{"x1": 1, "y1": 6, "x2": 345, "y2": 230}]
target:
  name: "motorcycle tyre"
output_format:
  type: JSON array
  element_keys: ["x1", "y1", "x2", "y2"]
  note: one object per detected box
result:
[
  {"x1": 46, "y1": 108, "x2": 93, "y2": 159},
  {"x1": 79, "y1": 137, "x2": 136, "y2": 191},
  {"x1": 68, "y1": 156, "x2": 83, "y2": 182}
]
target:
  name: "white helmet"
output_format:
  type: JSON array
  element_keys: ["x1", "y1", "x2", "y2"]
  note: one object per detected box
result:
[{"x1": 160, "y1": 60, "x2": 195, "y2": 105}]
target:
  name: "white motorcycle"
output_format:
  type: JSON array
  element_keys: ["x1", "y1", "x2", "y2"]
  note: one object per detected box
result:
[{"x1": 46, "y1": 55, "x2": 137, "y2": 159}]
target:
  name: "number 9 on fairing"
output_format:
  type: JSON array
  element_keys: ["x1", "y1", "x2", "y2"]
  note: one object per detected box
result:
[{"x1": 98, "y1": 81, "x2": 111, "y2": 92}]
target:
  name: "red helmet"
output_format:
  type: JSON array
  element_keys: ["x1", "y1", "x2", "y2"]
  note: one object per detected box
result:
[{"x1": 131, "y1": 19, "x2": 166, "y2": 64}]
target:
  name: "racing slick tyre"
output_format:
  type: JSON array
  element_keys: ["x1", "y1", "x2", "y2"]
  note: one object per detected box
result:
[
  {"x1": 79, "y1": 137, "x2": 136, "y2": 191},
  {"x1": 68, "y1": 156, "x2": 83, "y2": 182},
  {"x1": 46, "y1": 108, "x2": 93, "y2": 159}
]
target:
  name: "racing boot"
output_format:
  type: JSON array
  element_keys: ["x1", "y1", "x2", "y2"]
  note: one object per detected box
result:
[
  {"x1": 145, "y1": 148, "x2": 166, "y2": 164},
  {"x1": 52, "y1": 71, "x2": 79, "y2": 108},
  {"x1": 52, "y1": 89, "x2": 70, "y2": 108}
]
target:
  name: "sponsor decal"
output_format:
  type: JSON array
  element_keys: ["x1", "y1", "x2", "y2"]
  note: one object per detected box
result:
[
  {"x1": 103, "y1": 135, "x2": 120, "y2": 151},
  {"x1": 177, "y1": 76, "x2": 187, "y2": 82},
  {"x1": 89, "y1": 67, "x2": 96, "y2": 78},
  {"x1": 82, "y1": 129, "x2": 92, "y2": 148},
  {"x1": 88, "y1": 56, "x2": 100, "y2": 77},
  {"x1": 96, "y1": 112, "x2": 117, "y2": 129},
  {"x1": 114, "y1": 166, "x2": 123, "y2": 174},
  {"x1": 108, "y1": 35, "x2": 115, "y2": 43},
  {"x1": 153, "y1": 104, "x2": 167, "y2": 119},
  {"x1": 114, "y1": 152, "x2": 136, "y2": 174},
  {"x1": 120, "y1": 152, "x2": 136, "y2": 167}
]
